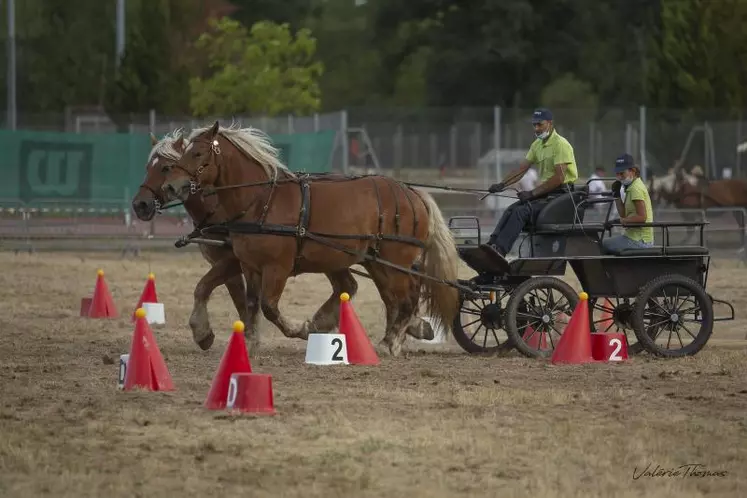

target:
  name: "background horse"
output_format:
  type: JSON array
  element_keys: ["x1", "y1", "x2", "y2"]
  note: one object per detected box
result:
[
  {"x1": 161, "y1": 121, "x2": 461, "y2": 357},
  {"x1": 132, "y1": 130, "x2": 368, "y2": 355},
  {"x1": 649, "y1": 168, "x2": 747, "y2": 243}
]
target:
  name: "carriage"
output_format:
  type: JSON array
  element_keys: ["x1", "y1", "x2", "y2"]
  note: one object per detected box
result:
[{"x1": 447, "y1": 181, "x2": 736, "y2": 358}]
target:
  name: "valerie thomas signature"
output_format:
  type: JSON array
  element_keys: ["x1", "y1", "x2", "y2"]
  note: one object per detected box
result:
[{"x1": 633, "y1": 463, "x2": 728, "y2": 480}]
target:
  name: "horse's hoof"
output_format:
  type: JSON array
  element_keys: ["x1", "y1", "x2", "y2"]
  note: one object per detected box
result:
[{"x1": 197, "y1": 331, "x2": 215, "y2": 351}]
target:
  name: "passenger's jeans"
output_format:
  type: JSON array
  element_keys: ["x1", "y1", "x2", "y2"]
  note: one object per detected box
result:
[{"x1": 601, "y1": 235, "x2": 654, "y2": 253}]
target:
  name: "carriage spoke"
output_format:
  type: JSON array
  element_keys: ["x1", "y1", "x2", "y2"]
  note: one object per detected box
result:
[
  {"x1": 468, "y1": 324, "x2": 484, "y2": 343},
  {"x1": 679, "y1": 322, "x2": 698, "y2": 341},
  {"x1": 462, "y1": 317, "x2": 482, "y2": 328}
]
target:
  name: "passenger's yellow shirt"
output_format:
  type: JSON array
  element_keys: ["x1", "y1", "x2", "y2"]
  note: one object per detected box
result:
[{"x1": 623, "y1": 177, "x2": 654, "y2": 243}]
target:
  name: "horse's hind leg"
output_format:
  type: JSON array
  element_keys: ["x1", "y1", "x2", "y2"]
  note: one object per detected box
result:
[
  {"x1": 190, "y1": 257, "x2": 242, "y2": 350},
  {"x1": 303, "y1": 269, "x2": 359, "y2": 334},
  {"x1": 362, "y1": 262, "x2": 421, "y2": 357}
]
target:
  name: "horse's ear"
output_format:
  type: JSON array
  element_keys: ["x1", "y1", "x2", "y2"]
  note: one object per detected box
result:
[
  {"x1": 174, "y1": 136, "x2": 185, "y2": 153},
  {"x1": 150, "y1": 133, "x2": 158, "y2": 146},
  {"x1": 209, "y1": 121, "x2": 220, "y2": 138}
]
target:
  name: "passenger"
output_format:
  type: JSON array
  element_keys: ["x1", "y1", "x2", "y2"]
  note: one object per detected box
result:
[
  {"x1": 481, "y1": 107, "x2": 578, "y2": 270},
  {"x1": 602, "y1": 153, "x2": 654, "y2": 253}
]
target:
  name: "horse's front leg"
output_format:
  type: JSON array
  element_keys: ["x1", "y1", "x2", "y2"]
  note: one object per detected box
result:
[
  {"x1": 251, "y1": 264, "x2": 309, "y2": 340},
  {"x1": 190, "y1": 256, "x2": 243, "y2": 350}
]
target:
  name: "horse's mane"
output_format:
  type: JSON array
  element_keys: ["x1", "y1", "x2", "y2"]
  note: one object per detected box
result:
[
  {"x1": 148, "y1": 128, "x2": 186, "y2": 163},
  {"x1": 187, "y1": 122, "x2": 293, "y2": 180}
]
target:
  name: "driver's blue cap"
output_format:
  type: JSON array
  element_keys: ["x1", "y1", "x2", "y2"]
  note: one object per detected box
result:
[
  {"x1": 614, "y1": 153, "x2": 635, "y2": 173},
  {"x1": 531, "y1": 108, "x2": 553, "y2": 124}
]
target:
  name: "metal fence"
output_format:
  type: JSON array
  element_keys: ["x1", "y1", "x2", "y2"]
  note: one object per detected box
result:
[{"x1": 6, "y1": 106, "x2": 747, "y2": 185}]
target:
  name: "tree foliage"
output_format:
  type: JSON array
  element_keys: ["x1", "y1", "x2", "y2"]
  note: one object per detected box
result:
[{"x1": 188, "y1": 18, "x2": 323, "y2": 117}]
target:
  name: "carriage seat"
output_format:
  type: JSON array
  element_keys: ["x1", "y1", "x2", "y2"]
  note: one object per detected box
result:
[
  {"x1": 529, "y1": 187, "x2": 589, "y2": 233},
  {"x1": 608, "y1": 245, "x2": 709, "y2": 256}
]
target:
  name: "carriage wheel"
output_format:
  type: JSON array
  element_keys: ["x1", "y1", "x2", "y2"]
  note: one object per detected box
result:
[
  {"x1": 589, "y1": 297, "x2": 645, "y2": 355},
  {"x1": 632, "y1": 274, "x2": 714, "y2": 357},
  {"x1": 504, "y1": 277, "x2": 579, "y2": 358},
  {"x1": 452, "y1": 287, "x2": 516, "y2": 354}
]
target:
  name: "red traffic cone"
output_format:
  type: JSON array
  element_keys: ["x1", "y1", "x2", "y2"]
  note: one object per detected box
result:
[
  {"x1": 338, "y1": 292, "x2": 380, "y2": 365},
  {"x1": 226, "y1": 373, "x2": 276, "y2": 415},
  {"x1": 88, "y1": 269, "x2": 118, "y2": 318},
  {"x1": 204, "y1": 320, "x2": 253, "y2": 410},
  {"x1": 551, "y1": 292, "x2": 596, "y2": 365},
  {"x1": 522, "y1": 325, "x2": 548, "y2": 350},
  {"x1": 123, "y1": 308, "x2": 175, "y2": 391},
  {"x1": 132, "y1": 272, "x2": 158, "y2": 321}
]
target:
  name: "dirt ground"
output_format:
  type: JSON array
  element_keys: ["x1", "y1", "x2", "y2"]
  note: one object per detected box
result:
[{"x1": 0, "y1": 250, "x2": 745, "y2": 498}]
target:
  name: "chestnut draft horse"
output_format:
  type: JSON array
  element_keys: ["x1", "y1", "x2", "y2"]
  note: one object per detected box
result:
[
  {"x1": 131, "y1": 129, "x2": 362, "y2": 354},
  {"x1": 161, "y1": 121, "x2": 461, "y2": 357}
]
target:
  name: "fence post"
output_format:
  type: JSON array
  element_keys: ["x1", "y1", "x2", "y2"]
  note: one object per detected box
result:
[
  {"x1": 640, "y1": 105, "x2": 647, "y2": 181},
  {"x1": 341, "y1": 110, "x2": 349, "y2": 174},
  {"x1": 149, "y1": 109, "x2": 156, "y2": 134}
]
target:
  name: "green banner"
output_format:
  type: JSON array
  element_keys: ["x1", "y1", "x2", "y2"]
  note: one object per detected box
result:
[{"x1": 0, "y1": 129, "x2": 336, "y2": 207}]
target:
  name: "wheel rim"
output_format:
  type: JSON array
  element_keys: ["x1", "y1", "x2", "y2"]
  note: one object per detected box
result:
[
  {"x1": 459, "y1": 290, "x2": 513, "y2": 350},
  {"x1": 514, "y1": 286, "x2": 575, "y2": 352},
  {"x1": 641, "y1": 283, "x2": 705, "y2": 351}
]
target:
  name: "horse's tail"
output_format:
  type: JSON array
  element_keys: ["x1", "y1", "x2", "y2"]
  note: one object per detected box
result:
[{"x1": 412, "y1": 188, "x2": 461, "y2": 336}]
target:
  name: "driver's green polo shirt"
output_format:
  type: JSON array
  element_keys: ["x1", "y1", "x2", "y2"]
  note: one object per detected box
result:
[{"x1": 525, "y1": 130, "x2": 578, "y2": 184}]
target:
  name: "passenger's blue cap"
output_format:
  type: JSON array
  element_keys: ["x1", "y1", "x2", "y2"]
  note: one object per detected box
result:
[
  {"x1": 531, "y1": 108, "x2": 553, "y2": 124},
  {"x1": 614, "y1": 153, "x2": 635, "y2": 173}
]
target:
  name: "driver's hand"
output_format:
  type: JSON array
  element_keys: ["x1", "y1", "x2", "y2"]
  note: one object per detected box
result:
[
  {"x1": 488, "y1": 182, "x2": 505, "y2": 194},
  {"x1": 611, "y1": 180, "x2": 622, "y2": 198}
]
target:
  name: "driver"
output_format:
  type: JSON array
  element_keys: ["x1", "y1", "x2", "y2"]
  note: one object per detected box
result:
[{"x1": 480, "y1": 108, "x2": 578, "y2": 270}]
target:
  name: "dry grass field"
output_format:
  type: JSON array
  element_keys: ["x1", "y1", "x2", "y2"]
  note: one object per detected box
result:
[{"x1": 0, "y1": 250, "x2": 745, "y2": 497}]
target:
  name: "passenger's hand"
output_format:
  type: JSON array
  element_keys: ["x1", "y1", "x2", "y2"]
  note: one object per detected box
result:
[
  {"x1": 611, "y1": 180, "x2": 621, "y2": 198},
  {"x1": 517, "y1": 191, "x2": 533, "y2": 203},
  {"x1": 488, "y1": 182, "x2": 505, "y2": 194}
]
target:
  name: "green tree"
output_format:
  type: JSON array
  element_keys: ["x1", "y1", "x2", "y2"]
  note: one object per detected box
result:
[
  {"x1": 646, "y1": 0, "x2": 747, "y2": 109},
  {"x1": 189, "y1": 18, "x2": 324, "y2": 117}
]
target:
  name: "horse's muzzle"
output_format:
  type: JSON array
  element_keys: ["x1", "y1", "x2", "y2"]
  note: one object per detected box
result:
[{"x1": 132, "y1": 199, "x2": 156, "y2": 221}]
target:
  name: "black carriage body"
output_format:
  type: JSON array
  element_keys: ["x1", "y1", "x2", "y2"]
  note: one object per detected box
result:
[{"x1": 570, "y1": 255, "x2": 706, "y2": 298}]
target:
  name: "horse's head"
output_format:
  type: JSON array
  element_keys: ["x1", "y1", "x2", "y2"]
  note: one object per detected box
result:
[
  {"x1": 648, "y1": 171, "x2": 677, "y2": 205},
  {"x1": 163, "y1": 121, "x2": 222, "y2": 202},
  {"x1": 132, "y1": 130, "x2": 187, "y2": 220},
  {"x1": 162, "y1": 120, "x2": 292, "y2": 203}
]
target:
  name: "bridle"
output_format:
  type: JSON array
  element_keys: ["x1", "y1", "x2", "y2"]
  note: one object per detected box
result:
[{"x1": 171, "y1": 138, "x2": 223, "y2": 196}]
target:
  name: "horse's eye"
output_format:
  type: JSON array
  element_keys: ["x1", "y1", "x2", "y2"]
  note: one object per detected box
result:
[
  {"x1": 193, "y1": 151, "x2": 201, "y2": 158},
  {"x1": 161, "y1": 165, "x2": 172, "y2": 173}
]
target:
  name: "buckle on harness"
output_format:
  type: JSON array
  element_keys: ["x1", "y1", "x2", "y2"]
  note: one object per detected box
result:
[{"x1": 189, "y1": 181, "x2": 198, "y2": 195}]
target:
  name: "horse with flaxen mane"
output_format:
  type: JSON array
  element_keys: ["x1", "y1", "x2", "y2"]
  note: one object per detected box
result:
[
  {"x1": 160, "y1": 121, "x2": 460, "y2": 357},
  {"x1": 131, "y1": 129, "x2": 366, "y2": 355}
]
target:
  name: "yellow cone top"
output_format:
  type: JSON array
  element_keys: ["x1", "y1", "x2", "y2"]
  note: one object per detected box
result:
[
  {"x1": 233, "y1": 320, "x2": 245, "y2": 334},
  {"x1": 148, "y1": 272, "x2": 155, "y2": 280},
  {"x1": 340, "y1": 292, "x2": 350, "y2": 302},
  {"x1": 579, "y1": 291, "x2": 588, "y2": 301},
  {"x1": 97, "y1": 269, "x2": 104, "y2": 277},
  {"x1": 135, "y1": 308, "x2": 146, "y2": 319}
]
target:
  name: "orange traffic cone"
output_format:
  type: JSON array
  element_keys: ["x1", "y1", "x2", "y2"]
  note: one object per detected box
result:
[
  {"x1": 338, "y1": 292, "x2": 380, "y2": 365},
  {"x1": 122, "y1": 308, "x2": 175, "y2": 391},
  {"x1": 551, "y1": 292, "x2": 596, "y2": 365},
  {"x1": 204, "y1": 320, "x2": 253, "y2": 410},
  {"x1": 522, "y1": 325, "x2": 548, "y2": 349},
  {"x1": 88, "y1": 269, "x2": 118, "y2": 318},
  {"x1": 132, "y1": 272, "x2": 158, "y2": 321}
]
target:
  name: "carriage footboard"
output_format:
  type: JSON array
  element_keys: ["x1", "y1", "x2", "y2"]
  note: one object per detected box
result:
[{"x1": 709, "y1": 295, "x2": 736, "y2": 322}]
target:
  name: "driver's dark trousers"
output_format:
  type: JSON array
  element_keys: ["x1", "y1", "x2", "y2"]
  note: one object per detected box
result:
[{"x1": 488, "y1": 185, "x2": 573, "y2": 255}]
